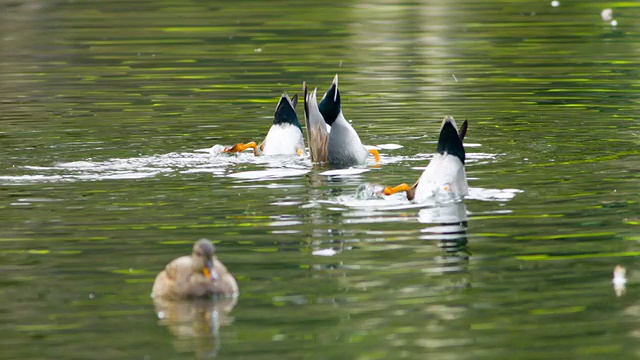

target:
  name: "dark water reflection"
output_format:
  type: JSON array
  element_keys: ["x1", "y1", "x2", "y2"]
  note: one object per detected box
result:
[{"x1": 2, "y1": 0, "x2": 640, "y2": 359}]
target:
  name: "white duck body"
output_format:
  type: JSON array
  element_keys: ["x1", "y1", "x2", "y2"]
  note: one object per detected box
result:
[
  {"x1": 260, "y1": 123, "x2": 305, "y2": 156},
  {"x1": 413, "y1": 153, "x2": 468, "y2": 203},
  {"x1": 327, "y1": 113, "x2": 370, "y2": 167},
  {"x1": 412, "y1": 117, "x2": 469, "y2": 203},
  {"x1": 256, "y1": 93, "x2": 305, "y2": 156}
]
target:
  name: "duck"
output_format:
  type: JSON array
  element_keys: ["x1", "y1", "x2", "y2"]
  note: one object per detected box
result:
[
  {"x1": 224, "y1": 93, "x2": 305, "y2": 156},
  {"x1": 384, "y1": 117, "x2": 468, "y2": 202},
  {"x1": 151, "y1": 239, "x2": 239, "y2": 300},
  {"x1": 304, "y1": 75, "x2": 380, "y2": 168}
]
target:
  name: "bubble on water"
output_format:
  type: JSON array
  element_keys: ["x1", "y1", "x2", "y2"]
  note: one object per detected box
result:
[
  {"x1": 551, "y1": 0, "x2": 559, "y2": 7},
  {"x1": 355, "y1": 183, "x2": 385, "y2": 200},
  {"x1": 601, "y1": 8, "x2": 613, "y2": 21},
  {"x1": 611, "y1": 20, "x2": 618, "y2": 27}
]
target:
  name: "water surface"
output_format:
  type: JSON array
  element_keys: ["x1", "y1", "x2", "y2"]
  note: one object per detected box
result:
[{"x1": 2, "y1": 0, "x2": 640, "y2": 359}]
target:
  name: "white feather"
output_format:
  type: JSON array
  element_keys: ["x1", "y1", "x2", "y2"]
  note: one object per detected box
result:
[
  {"x1": 261, "y1": 124, "x2": 305, "y2": 156},
  {"x1": 413, "y1": 153, "x2": 468, "y2": 203}
]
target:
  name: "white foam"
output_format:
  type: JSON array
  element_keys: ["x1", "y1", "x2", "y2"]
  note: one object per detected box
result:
[
  {"x1": 228, "y1": 169, "x2": 309, "y2": 180},
  {"x1": 320, "y1": 168, "x2": 370, "y2": 176}
]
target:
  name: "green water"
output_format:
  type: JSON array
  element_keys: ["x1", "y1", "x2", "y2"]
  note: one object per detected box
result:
[{"x1": 2, "y1": 0, "x2": 640, "y2": 359}]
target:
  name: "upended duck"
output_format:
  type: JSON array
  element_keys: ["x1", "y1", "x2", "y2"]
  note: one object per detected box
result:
[
  {"x1": 152, "y1": 239, "x2": 239, "y2": 300},
  {"x1": 304, "y1": 75, "x2": 380, "y2": 168},
  {"x1": 384, "y1": 117, "x2": 468, "y2": 202},
  {"x1": 224, "y1": 93, "x2": 305, "y2": 156}
]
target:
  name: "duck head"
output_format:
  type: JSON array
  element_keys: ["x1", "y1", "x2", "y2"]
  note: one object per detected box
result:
[
  {"x1": 192, "y1": 239, "x2": 217, "y2": 281},
  {"x1": 318, "y1": 74, "x2": 341, "y2": 126}
]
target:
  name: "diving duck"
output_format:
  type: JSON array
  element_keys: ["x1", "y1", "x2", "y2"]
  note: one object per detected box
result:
[
  {"x1": 152, "y1": 239, "x2": 239, "y2": 300},
  {"x1": 304, "y1": 75, "x2": 380, "y2": 167},
  {"x1": 224, "y1": 93, "x2": 305, "y2": 156},
  {"x1": 384, "y1": 117, "x2": 468, "y2": 202}
]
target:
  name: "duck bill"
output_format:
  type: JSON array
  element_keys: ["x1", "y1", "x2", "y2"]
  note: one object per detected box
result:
[{"x1": 202, "y1": 261, "x2": 217, "y2": 280}]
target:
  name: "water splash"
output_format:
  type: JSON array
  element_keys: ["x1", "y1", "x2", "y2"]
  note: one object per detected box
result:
[{"x1": 1, "y1": 143, "x2": 408, "y2": 184}]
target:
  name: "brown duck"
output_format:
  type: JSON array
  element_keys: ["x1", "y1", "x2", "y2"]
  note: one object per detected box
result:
[{"x1": 152, "y1": 239, "x2": 239, "y2": 300}]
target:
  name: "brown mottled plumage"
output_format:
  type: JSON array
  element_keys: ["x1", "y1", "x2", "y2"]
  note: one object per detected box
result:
[
  {"x1": 152, "y1": 239, "x2": 239, "y2": 300},
  {"x1": 303, "y1": 81, "x2": 330, "y2": 163}
]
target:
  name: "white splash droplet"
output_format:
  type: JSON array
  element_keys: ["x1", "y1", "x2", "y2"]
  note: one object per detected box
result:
[{"x1": 312, "y1": 248, "x2": 338, "y2": 257}]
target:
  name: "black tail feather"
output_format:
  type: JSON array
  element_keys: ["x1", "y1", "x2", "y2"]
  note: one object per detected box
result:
[
  {"x1": 459, "y1": 120, "x2": 468, "y2": 142},
  {"x1": 291, "y1": 93, "x2": 298, "y2": 109},
  {"x1": 274, "y1": 94, "x2": 302, "y2": 131},
  {"x1": 318, "y1": 75, "x2": 341, "y2": 126},
  {"x1": 436, "y1": 117, "x2": 465, "y2": 164}
]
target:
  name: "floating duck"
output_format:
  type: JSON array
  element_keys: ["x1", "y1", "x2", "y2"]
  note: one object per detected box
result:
[
  {"x1": 224, "y1": 93, "x2": 305, "y2": 156},
  {"x1": 384, "y1": 117, "x2": 468, "y2": 202},
  {"x1": 152, "y1": 239, "x2": 239, "y2": 300},
  {"x1": 304, "y1": 75, "x2": 380, "y2": 167}
]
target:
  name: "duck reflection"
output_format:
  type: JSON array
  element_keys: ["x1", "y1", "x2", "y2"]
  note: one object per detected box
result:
[
  {"x1": 153, "y1": 297, "x2": 237, "y2": 358},
  {"x1": 418, "y1": 200, "x2": 469, "y2": 259}
]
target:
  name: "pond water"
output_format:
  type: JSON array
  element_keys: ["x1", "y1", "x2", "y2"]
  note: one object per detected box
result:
[{"x1": 1, "y1": 0, "x2": 640, "y2": 359}]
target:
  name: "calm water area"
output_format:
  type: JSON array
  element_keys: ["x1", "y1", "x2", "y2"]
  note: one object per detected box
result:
[{"x1": 1, "y1": 0, "x2": 640, "y2": 359}]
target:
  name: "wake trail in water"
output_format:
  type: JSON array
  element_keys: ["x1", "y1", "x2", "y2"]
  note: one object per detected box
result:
[{"x1": 0, "y1": 143, "x2": 406, "y2": 184}]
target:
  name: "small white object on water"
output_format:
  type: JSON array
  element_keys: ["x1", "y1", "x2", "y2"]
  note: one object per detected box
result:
[
  {"x1": 551, "y1": 0, "x2": 559, "y2": 7},
  {"x1": 194, "y1": 144, "x2": 226, "y2": 154},
  {"x1": 613, "y1": 265, "x2": 627, "y2": 297},
  {"x1": 375, "y1": 143, "x2": 403, "y2": 150},
  {"x1": 157, "y1": 311, "x2": 165, "y2": 319},
  {"x1": 601, "y1": 8, "x2": 613, "y2": 21},
  {"x1": 312, "y1": 248, "x2": 338, "y2": 257},
  {"x1": 611, "y1": 20, "x2": 618, "y2": 27}
]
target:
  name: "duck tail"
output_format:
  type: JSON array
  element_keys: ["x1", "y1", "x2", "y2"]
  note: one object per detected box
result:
[
  {"x1": 274, "y1": 93, "x2": 302, "y2": 131},
  {"x1": 303, "y1": 81, "x2": 330, "y2": 162},
  {"x1": 318, "y1": 74, "x2": 341, "y2": 126},
  {"x1": 459, "y1": 119, "x2": 468, "y2": 142},
  {"x1": 436, "y1": 116, "x2": 466, "y2": 164}
]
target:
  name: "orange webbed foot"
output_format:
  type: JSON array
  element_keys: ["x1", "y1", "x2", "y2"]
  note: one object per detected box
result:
[
  {"x1": 383, "y1": 183, "x2": 412, "y2": 196},
  {"x1": 368, "y1": 149, "x2": 380, "y2": 163},
  {"x1": 224, "y1": 141, "x2": 257, "y2": 153}
]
